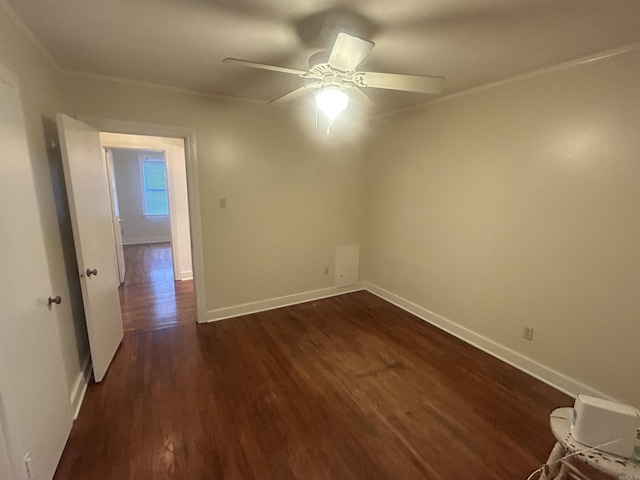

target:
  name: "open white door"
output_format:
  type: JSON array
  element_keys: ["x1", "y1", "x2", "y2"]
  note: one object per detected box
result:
[
  {"x1": 0, "y1": 63, "x2": 72, "y2": 480},
  {"x1": 57, "y1": 113, "x2": 124, "y2": 382},
  {"x1": 104, "y1": 148, "x2": 126, "y2": 284}
]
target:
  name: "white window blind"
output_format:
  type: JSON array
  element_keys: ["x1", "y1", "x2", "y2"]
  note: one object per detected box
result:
[{"x1": 140, "y1": 156, "x2": 169, "y2": 216}]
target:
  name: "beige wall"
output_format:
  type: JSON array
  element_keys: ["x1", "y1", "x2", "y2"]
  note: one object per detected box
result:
[
  {"x1": 364, "y1": 49, "x2": 640, "y2": 407},
  {"x1": 61, "y1": 76, "x2": 368, "y2": 313},
  {"x1": 111, "y1": 148, "x2": 172, "y2": 245},
  {"x1": 0, "y1": 9, "x2": 90, "y2": 400}
]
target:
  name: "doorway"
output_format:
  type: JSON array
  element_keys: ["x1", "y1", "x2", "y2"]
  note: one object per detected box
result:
[{"x1": 101, "y1": 134, "x2": 196, "y2": 333}]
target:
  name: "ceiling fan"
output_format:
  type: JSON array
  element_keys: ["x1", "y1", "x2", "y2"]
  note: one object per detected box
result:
[{"x1": 223, "y1": 31, "x2": 444, "y2": 121}]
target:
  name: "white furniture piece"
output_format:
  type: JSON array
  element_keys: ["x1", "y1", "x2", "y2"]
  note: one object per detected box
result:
[{"x1": 540, "y1": 407, "x2": 640, "y2": 479}]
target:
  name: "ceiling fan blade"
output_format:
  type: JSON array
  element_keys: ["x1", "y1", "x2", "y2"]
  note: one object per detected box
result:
[
  {"x1": 328, "y1": 33, "x2": 374, "y2": 72},
  {"x1": 222, "y1": 58, "x2": 306, "y2": 76},
  {"x1": 358, "y1": 71, "x2": 445, "y2": 94},
  {"x1": 269, "y1": 83, "x2": 321, "y2": 104}
]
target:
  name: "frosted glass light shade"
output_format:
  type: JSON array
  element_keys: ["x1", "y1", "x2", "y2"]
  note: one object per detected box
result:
[{"x1": 315, "y1": 88, "x2": 349, "y2": 120}]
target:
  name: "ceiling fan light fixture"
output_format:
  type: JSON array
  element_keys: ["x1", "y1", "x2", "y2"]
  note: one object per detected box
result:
[{"x1": 315, "y1": 87, "x2": 349, "y2": 120}]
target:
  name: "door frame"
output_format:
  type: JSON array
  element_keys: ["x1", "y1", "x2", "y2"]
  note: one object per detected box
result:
[
  {"x1": 0, "y1": 422, "x2": 11, "y2": 480},
  {"x1": 79, "y1": 116, "x2": 206, "y2": 324}
]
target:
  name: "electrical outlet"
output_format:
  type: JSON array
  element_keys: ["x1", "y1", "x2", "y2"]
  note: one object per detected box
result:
[
  {"x1": 218, "y1": 197, "x2": 227, "y2": 209},
  {"x1": 522, "y1": 325, "x2": 534, "y2": 341}
]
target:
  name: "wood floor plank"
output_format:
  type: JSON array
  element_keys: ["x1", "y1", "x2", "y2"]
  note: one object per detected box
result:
[
  {"x1": 119, "y1": 242, "x2": 195, "y2": 333},
  {"x1": 54, "y1": 291, "x2": 570, "y2": 480}
]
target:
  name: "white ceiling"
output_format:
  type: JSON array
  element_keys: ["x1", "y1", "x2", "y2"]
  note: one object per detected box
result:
[{"x1": 6, "y1": 0, "x2": 640, "y2": 113}]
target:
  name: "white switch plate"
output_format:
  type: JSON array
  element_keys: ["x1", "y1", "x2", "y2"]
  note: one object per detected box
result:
[{"x1": 522, "y1": 325, "x2": 534, "y2": 341}]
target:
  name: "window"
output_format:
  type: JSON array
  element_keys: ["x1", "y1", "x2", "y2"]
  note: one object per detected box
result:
[{"x1": 139, "y1": 155, "x2": 169, "y2": 216}]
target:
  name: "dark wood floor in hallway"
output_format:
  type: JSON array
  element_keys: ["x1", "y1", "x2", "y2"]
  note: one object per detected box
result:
[
  {"x1": 119, "y1": 242, "x2": 195, "y2": 333},
  {"x1": 54, "y1": 291, "x2": 570, "y2": 480}
]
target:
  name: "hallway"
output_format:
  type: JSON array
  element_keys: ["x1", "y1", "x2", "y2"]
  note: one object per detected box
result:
[{"x1": 119, "y1": 242, "x2": 195, "y2": 333}]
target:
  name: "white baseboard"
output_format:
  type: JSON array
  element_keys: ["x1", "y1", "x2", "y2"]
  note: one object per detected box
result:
[
  {"x1": 70, "y1": 355, "x2": 92, "y2": 420},
  {"x1": 364, "y1": 282, "x2": 613, "y2": 402},
  {"x1": 180, "y1": 270, "x2": 193, "y2": 281},
  {"x1": 122, "y1": 237, "x2": 171, "y2": 245},
  {"x1": 206, "y1": 283, "x2": 365, "y2": 322}
]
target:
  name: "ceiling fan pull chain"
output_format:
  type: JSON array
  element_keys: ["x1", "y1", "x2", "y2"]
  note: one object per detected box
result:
[{"x1": 315, "y1": 106, "x2": 332, "y2": 135}]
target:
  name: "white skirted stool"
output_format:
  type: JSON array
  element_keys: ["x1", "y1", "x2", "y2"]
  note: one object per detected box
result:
[{"x1": 539, "y1": 407, "x2": 640, "y2": 480}]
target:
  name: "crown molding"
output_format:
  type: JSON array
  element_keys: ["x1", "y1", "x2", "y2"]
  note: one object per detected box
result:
[{"x1": 378, "y1": 41, "x2": 640, "y2": 119}]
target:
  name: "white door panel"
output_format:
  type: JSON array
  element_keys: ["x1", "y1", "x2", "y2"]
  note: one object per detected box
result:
[
  {"x1": 57, "y1": 114, "x2": 123, "y2": 383},
  {"x1": 0, "y1": 63, "x2": 72, "y2": 480}
]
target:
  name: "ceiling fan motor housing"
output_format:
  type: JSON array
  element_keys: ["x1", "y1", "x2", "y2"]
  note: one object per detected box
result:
[
  {"x1": 308, "y1": 51, "x2": 333, "y2": 73},
  {"x1": 307, "y1": 52, "x2": 350, "y2": 89}
]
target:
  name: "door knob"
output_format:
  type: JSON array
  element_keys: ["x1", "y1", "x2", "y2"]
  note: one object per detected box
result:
[
  {"x1": 48, "y1": 296, "x2": 62, "y2": 306},
  {"x1": 86, "y1": 268, "x2": 98, "y2": 277},
  {"x1": 118, "y1": 218, "x2": 124, "y2": 223}
]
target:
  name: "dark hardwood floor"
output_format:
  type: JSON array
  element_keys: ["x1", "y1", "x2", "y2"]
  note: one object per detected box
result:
[
  {"x1": 54, "y1": 291, "x2": 571, "y2": 480},
  {"x1": 119, "y1": 242, "x2": 195, "y2": 333}
]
